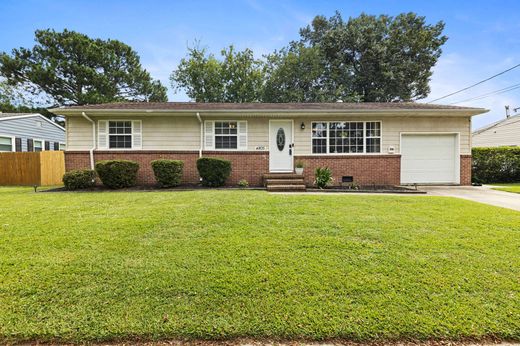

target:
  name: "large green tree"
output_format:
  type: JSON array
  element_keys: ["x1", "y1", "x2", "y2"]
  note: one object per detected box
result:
[
  {"x1": 263, "y1": 43, "x2": 361, "y2": 102},
  {"x1": 170, "y1": 12, "x2": 447, "y2": 103},
  {"x1": 297, "y1": 12, "x2": 447, "y2": 102},
  {"x1": 171, "y1": 45, "x2": 264, "y2": 102},
  {"x1": 0, "y1": 29, "x2": 167, "y2": 106}
]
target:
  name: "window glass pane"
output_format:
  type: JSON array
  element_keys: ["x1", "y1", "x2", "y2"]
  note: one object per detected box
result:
[
  {"x1": 0, "y1": 137, "x2": 12, "y2": 151},
  {"x1": 215, "y1": 135, "x2": 237, "y2": 149},
  {"x1": 312, "y1": 122, "x2": 327, "y2": 138},
  {"x1": 34, "y1": 140, "x2": 43, "y2": 152},
  {"x1": 0, "y1": 137, "x2": 12, "y2": 146},
  {"x1": 109, "y1": 135, "x2": 132, "y2": 149},
  {"x1": 328, "y1": 122, "x2": 363, "y2": 153},
  {"x1": 59, "y1": 143, "x2": 66, "y2": 150},
  {"x1": 312, "y1": 139, "x2": 327, "y2": 154},
  {"x1": 366, "y1": 138, "x2": 381, "y2": 153},
  {"x1": 366, "y1": 122, "x2": 381, "y2": 137}
]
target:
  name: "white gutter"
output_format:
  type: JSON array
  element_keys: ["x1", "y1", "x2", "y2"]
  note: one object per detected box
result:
[
  {"x1": 196, "y1": 112, "x2": 203, "y2": 158},
  {"x1": 81, "y1": 112, "x2": 95, "y2": 169}
]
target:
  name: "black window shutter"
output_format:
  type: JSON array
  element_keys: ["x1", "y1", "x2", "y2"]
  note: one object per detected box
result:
[
  {"x1": 53, "y1": 142, "x2": 59, "y2": 150},
  {"x1": 27, "y1": 139, "x2": 33, "y2": 152},
  {"x1": 15, "y1": 138, "x2": 22, "y2": 152},
  {"x1": 44, "y1": 141, "x2": 50, "y2": 150}
]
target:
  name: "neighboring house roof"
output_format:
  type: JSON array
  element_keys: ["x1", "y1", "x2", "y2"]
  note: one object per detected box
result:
[
  {"x1": 473, "y1": 114, "x2": 520, "y2": 135},
  {"x1": 472, "y1": 114, "x2": 520, "y2": 147},
  {"x1": 0, "y1": 113, "x2": 65, "y2": 131},
  {"x1": 51, "y1": 102, "x2": 488, "y2": 117},
  {"x1": 0, "y1": 112, "x2": 37, "y2": 118}
]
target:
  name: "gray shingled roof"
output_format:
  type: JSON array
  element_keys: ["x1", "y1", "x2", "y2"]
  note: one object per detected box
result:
[{"x1": 56, "y1": 101, "x2": 484, "y2": 111}]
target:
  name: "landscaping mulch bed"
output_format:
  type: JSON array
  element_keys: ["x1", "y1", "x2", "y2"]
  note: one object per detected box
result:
[
  {"x1": 307, "y1": 185, "x2": 425, "y2": 194},
  {"x1": 41, "y1": 184, "x2": 424, "y2": 194},
  {"x1": 40, "y1": 184, "x2": 265, "y2": 193}
]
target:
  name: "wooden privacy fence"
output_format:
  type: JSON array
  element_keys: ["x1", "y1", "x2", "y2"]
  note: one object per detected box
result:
[{"x1": 0, "y1": 151, "x2": 65, "y2": 186}]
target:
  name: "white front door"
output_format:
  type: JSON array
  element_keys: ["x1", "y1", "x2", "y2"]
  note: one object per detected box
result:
[{"x1": 269, "y1": 120, "x2": 293, "y2": 172}]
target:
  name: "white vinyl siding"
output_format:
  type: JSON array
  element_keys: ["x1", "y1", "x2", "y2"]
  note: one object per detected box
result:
[{"x1": 65, "y1": 115, "x2": 470, "y2": 155}]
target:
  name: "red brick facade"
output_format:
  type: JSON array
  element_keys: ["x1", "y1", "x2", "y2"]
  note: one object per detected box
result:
[
  {"x1": 295, "y1": 155, "x2": 401, "y2": 186},
  {"x1": 460, "y1": 154, "x2": 472, "y2": 185},
  {"x1": 65, "y1": 151, "x2": 268, "y2": 186},
  {"x1": 65, "y1": 151, "x2": 472, "y2": 187}
]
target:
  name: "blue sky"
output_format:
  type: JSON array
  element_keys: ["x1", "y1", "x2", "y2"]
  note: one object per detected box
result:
[{"x1": 1, "y1": 0, "x2": 520, "y2": 129}]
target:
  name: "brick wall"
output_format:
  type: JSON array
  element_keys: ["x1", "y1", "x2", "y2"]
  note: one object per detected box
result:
[
  {"x1": 65, "y1": 151, "x2": 268, "y2": 186},
  {"x1": 460, "y1": 155, "x2": 472, "y2": 185},
  {"x1": 65, "y1": 151, "x2": 468, "y2": 187},
  {"x1": 295, "y1": 155, "x2": 401, "y2": 186}
]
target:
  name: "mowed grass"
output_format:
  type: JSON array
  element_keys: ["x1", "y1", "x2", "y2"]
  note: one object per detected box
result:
[
  {"x1": 492, "y1": 183, "x2": 520, "y2": 194},
  {"x1": 0, "y1": 187, "x2": 519, "y2": 343}
]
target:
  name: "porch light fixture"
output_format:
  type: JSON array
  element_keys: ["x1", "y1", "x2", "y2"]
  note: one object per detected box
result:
[{"x1": 300, "y1": 122, "x2": 305, "y2": 130}]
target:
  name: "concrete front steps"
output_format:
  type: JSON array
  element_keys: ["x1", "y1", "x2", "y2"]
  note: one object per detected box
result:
[{"x1": 263, "y1": 173, "x2": 306, "y2": 192}]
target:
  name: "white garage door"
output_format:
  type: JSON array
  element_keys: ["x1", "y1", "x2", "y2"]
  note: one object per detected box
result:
[{"x1": 401, "y1": 134, "x2": 459, "y2": 184}]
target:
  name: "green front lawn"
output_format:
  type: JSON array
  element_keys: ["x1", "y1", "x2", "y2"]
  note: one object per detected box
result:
[
  {"x1": 0, "y1": 187, "x2": 519, "y2": 343},
  {"x1": 491, "y1": 183, "x2": 520, "y2": 194}
]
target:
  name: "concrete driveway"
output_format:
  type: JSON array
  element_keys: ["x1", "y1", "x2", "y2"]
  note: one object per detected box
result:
[{"x1": 421, "y1": 185, "x2": 520, "y2": 211}]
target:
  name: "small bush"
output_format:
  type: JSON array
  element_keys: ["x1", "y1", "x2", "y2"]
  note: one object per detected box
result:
[
  {"x1": 197, "y1": 157, "x2": 232, "y2": 187},
  {"x1": 315, "y1": 167, "x2": 333, "y2": 189},
  {"x1": 151, "y1": 159, "x2": 184, "y2": 187},
  {"x1": 295, "y1": 160, "x2": 304, "y2": 168},
  {"x1": 472, "y1": 147, "x2": 520, "y2": 183},
  {"x1": 62, "y1": 169, "x2": 96, "y2": 190},
  {"x1": 238, "y1": 179, "x2": 249, "y2": 188},
  {"x1": 95, "y1": 160, "x2": 139, "y2": 189}
]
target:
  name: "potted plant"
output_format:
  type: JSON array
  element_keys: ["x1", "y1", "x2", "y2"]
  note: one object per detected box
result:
[{"x1": 295, "y1": 160, "x2": 304, "y2": 175}]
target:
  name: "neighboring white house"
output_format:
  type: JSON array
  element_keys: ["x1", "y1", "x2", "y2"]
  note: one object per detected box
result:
[{"x1": 472, "y1": 114, "x2": 520, "y2": 147}]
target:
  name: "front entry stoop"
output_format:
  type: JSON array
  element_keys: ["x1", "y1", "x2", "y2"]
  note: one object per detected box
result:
[{"x1": 263, "y1": 173, "x2": 306, "y2": 192}]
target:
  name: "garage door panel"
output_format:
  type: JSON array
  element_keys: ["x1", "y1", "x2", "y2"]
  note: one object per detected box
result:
[{"x1": 401, "y1": 134, "x2": 459, "y2": 184}]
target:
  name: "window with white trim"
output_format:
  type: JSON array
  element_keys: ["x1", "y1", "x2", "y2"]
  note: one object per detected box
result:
[
  {"x1": 215, "y1": 121, "x2": 238, "y2": 149},
  {"x1": 205, "y1": 120, "x2": 247, "y2": 150},
  {"x1": 34, "y1": 140, "x2": 43, "y2": 152},
  {"x1": 0, "y1": 136, "x2": 13, "y2": 152},
  {"x1": 311, "y1": 121, "x2": 381, "y2": 154},
  {"x1": 98, "y1": 120, "x2": 142, "y2": 150},
  {"x1": 109, "y1": 121, "x2": 132, "y2": 149},
  {"x1": 365, "y1": 122, "x2": 381, "y2": 153},
  {"x1": 59, "y1": 143, "x2": 66, "y2": 151}
]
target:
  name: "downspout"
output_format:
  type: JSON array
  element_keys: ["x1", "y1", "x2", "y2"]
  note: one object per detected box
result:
[
  {"x1": 196, "y1": 112, "x2": 203, "y2": 158},
  {"x1": 81, "y1": 112, "x2": 95, "y2": 169}
]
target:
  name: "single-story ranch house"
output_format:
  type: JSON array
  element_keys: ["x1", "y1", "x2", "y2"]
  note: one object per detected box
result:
[{"x1": 52, "y1": 102, "x2": 487, "y2": 187}]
